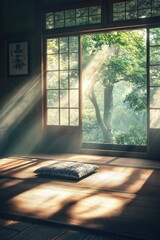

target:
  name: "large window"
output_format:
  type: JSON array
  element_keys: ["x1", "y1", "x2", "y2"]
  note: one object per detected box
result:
[
  {"x1": 46, "y1": 36, "x2": 80, "y2": 126},
  {"x1": 82, "y1": 29, "x2": 147, "y2": 147},
  {"x1": 43, "y1": 0, "x2": 160, "y2": 153}
]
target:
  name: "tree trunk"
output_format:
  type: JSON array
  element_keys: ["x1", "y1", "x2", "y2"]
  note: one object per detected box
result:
[
  {"x1": 89, "y1": 85, "x2": 113, "y2": 143},
  {"x1": 103, "y1": 86, "x2": 113, "y2": 140}
]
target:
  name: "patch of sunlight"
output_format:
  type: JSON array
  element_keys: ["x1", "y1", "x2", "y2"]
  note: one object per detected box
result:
[
  {"x1": 125, "y1": 169, "x2": 153, "y2": 192},
  {"x1": 0, "y1": 159, "x2": 27, "y2": 172},
  {"x1": 0, "y1": 160, "x2": 34, "y2": 172},
  {"x1": 102, "y1": 170, "x2": 135, "y2": 186},
  {"x1": 69, "y1": 193, "x2": 132, "y2": 219},
  {"x1": 88, "y1": 169, "x2": 118, "y2": 182},
  {"x1": 8, "y1": 183, "x2": 132, "y2": 220},
  {"x1": 9, "y1": 184, "x2": 84, "y2": 217},
  {"x1": 97, "y1": 167, "x2": 153, "y2": 193},
  {"x1": 69, "y1": 154, "x2": 111, "y2": 161},
  {"x1": 82, "y1": 45, "x2": 114, "y2": 95}
]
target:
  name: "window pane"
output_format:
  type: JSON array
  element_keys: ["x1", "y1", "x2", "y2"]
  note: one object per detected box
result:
[
  {"x1": 69, "y1": 52, "x2": 78, "y2": 69},
  {"x1": 47, "y1": 55, "x2": 58, "y2": 70},
  {"x1": 46, "y1": 13, "x2": 54, "y2": 21},
  {"x1": 60, "y1": 90, "x2": 68, "y2": 107},
  {"x1": 46, "y1": 13, "x2": 54, "y2": 29},
  {"x1": 150, "y1": 87, "x2": 160, "y2": 108},
  {"x1": 76, "y1": 17, "x2": 88, "y2": 25},
  {"x1": 150, "y1": 46, "x2": 160, "y2": 64},
  {"x1": 69, "y1": 70, "x2": 79, "y2": 88},
  {"x1": 70, "y1": 109, "x2": 79, "y2": 125},
  {"x1": 138, "y1": 9, "x2": 151, "y2": 18},
  {"x1": 60, "y1": 71, "x2": 68, "y2": 89},
  {"x1": 65, "y1": 18, "x2": 75, "y2": 27},
  {"x1": 152, "y1": 8, "x2": 160, "y2": 17},
  {"x1": 47, "y1": 90, "x2": 59, "y2": 107},
  {"x1": 126, "y1": 11, "x2": 137, "y2": 19},
  {"x1": 60, "y1": 109, "x2": 69, "y2": 125},
  {"x1": 150, "y1": 109, "x2": 160, "y2": 128},
  {"x1": 150, "y1": 66, "x2": 160, "y2": 86},
  {"x1": 126, "y1": 0, "x2": 137, "y2": 11},
  {"x1": 60, "y1": 37, "x2": 68, "y2": 53},
  {"x1": 150, "y1": 28, "x2": 160, "y2": 46},
  {"x1": 70, "y1": 90, "x2": 79, "y2": 107},
  {"x1": 76, "y1": 7, "x2": 88, "y2": 17},
  {"x1": 47, "y1": 109, "x2": 59, "y2": 125},
  {"x1": 113, "y1": 12, "x2": 125, "y2": 21},
  {"x1": 69, "y1": 37, "x2": 78, "y2": 52},
  {"x1": 60, "y1": 54, "x2": 68, "y2": 70},
  {"x1": 46, "y1": 21, "x2": 54, "y2": 29},
  {"x1": 138, "y1": 0, "x2": 151, "y2": 9},
  {"x1": 55, "y1": 11, "x2": 64, "y2": 20},
  {"x1": 55, "y1": 20, "x2": 64, "y2": 28},
  {"x1": 65, "y1": 9, "x2": 75, "y2": 18},
  {"x1": 89, "y1": 6, "x2": 101, "y2": 15},
  {"x1": 47, "y1": 71, "x2": 59, "y2": 89},
  {"x1": 89, "y1": 15, "x2": 101, "y2": 24},
  {"x1": 113, "y1": 2, "x2": 125, "y2": 12},
  {"x1": 47, "y1": 39, "x2": 58, "y2": 54},
  {"x1": 152, "y1": 0, "x2": 160, "y2": 7}
]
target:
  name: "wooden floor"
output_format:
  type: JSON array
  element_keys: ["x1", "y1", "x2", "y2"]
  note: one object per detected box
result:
[
  {"x1": 0, "y1": 153, "x2": 160, "y2": 240},
  {"x1": 0, "y1": 216, "x2": 133, "y2": 240}
]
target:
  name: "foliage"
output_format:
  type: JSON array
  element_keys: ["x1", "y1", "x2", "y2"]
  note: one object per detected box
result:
[
  {"x1": 115, "y1": 125, "x2": 147, "y2": 145},
  {"x1": 82, "y1": 29, "x2": 147, "y2": 145}
]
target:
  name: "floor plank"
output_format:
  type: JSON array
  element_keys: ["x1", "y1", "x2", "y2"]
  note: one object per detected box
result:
[
  {"x1": 55, "y1": 229, "x2": 87, "y2": 240},
  {"x1": 5, "y1": 220, "x2": 32, "y2": 231},
  {"x1": 0, "y1": 217, "x2": 133, "y2": 240},
  {"x1": 83, "y1": 234, "x2": 116, "y2": 240},
  {"x1": 0, "y1": 227, "x2": 17, "y2": 239},
  {"x1": 10, "y1": 224, "x2": 67, "y2": 240}
]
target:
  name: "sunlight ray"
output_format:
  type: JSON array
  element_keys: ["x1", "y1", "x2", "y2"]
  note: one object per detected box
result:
[
  {"x1": 0, "y1": 75, "x2": 42, "y2": 154},
  {"x1": 82, "y1": 45, "x2": 113, "y2": 95}
]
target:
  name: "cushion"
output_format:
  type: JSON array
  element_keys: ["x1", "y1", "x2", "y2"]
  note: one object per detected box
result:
[{"x1": 34, "y1": 161, "x2": 99, "y2": 180}]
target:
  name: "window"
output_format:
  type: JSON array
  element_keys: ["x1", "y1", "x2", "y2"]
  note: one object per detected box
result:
[
  {"x1": 113, "y1": 0, "x2": 160, "y2": 22},
  {"x1": 43, "y1": 0, "x2": 160, "y2": 153},
  {"x1": 46, "y1": 36, "x2": 79, "y2": 126},
  {"x1": 46, "y1": 5, "x2": 101, "y2": 30},
  {"x1": 149, "y1": 28, "x2": 160, "y2": 128}
]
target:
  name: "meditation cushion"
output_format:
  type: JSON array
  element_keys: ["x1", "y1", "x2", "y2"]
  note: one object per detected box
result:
[{"x1": 34, "y1": 161, "x2": 99, "y2": 180}]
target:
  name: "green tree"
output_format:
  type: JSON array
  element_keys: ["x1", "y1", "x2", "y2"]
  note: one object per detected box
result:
[{"x1": 82, "y1": 30, "x2": 147, "y2": 144}]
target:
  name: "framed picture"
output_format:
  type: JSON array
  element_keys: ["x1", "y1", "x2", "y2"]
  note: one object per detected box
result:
[{"x1": 8, "y1": 41, "x2": 29, "y2": 76}]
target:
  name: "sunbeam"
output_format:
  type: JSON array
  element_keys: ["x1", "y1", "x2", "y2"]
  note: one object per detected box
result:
[
  {"x1": 82, "y1": 45, "x2": 113, "y2": 95},
  {"x1": 0, "y1": 76, "x2": 42, "y2": 154}
]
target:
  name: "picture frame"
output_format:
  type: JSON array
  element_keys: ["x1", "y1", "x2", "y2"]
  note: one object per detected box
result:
[{"x1": 8, "y1": 41, "x2": 29, "y2": 76}]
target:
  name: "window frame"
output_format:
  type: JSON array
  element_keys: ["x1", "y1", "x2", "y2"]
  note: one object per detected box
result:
[
  {"x1": 42, "y1": 0, "x2": 160, "y2": 153},
  {"x1": 43, "y1": 1, "x2": 103, "y2": 35},
  {"x1": 148, "y1": 27, "x2": 160, "y2": 129},
  {"x1": 43, "y1": 34, "x2": 81, "y2": 128},
  {"x1": 112, "y1": 0, "x2": 160, "y2": 22}
]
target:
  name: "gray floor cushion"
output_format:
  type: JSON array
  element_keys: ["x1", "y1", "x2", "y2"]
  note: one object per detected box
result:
[{"x1": 34, "y1": 161, "x2": 99, "y2": 180}]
